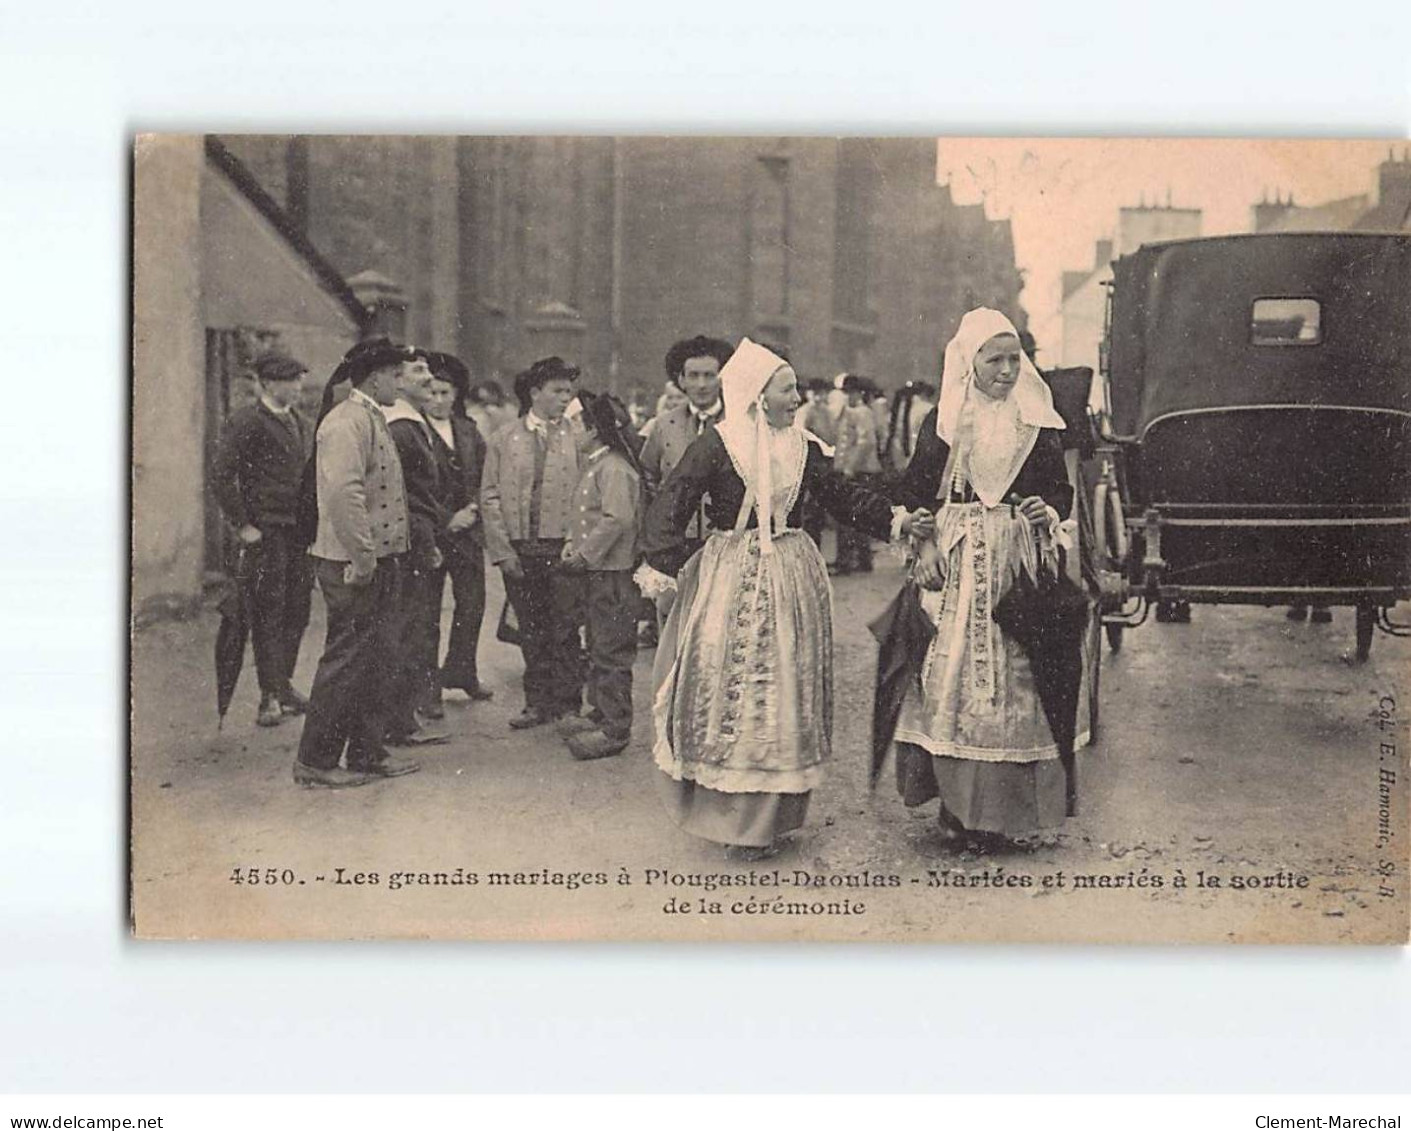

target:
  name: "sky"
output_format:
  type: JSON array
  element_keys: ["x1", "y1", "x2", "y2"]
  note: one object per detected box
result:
[{"x1": 935, "y1": 138, "x2": 1408, "y2": 362}]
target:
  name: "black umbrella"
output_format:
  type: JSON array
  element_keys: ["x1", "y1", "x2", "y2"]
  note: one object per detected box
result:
[
  {"x1": 214, "y1": 541, "x2": 257, "y2": 727},
  {"x1": 866, "y1": 581, "x2": 936, "y2": 789},
  {"x1": 992, "y1": 560, "x2": 1090, "y2": 815}
]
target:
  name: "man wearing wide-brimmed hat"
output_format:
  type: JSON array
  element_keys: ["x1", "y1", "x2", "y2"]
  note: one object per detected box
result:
[
  {"x1": 293, "y1": 338, "x2": 422, "y2": 788},
  {"x1": 480, "y1": 356, "x2": 585, "y2": 730}
]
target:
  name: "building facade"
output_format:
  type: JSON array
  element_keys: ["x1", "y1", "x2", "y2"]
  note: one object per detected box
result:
[
  {"x1": 215, "y1": 135, "x2": 1026, "y2": 395},
  {"x1": 135, "y1": 135, "x2": 1027, "y2": 616}
]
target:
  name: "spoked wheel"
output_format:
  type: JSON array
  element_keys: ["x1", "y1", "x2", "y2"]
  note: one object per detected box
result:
[
  {"x1": 1355, "y1": 604, "x2": 1375, "y2": 662},
  {"x1": 1092, "y1": 479, "x2": 1128, "y2": 571},
  {"x1": 1093, "y1": 476, "x2": 1129, "y2": 655}
]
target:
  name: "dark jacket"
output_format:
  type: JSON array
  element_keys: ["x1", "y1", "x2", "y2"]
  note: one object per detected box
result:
[
  {"x1": 428, "y1": 413, "x2": 488, "y2": 550},
  {"x1": 641, "y1": 428, "x2": 897, "y2": 578},
  {"x1": 211, "y1": 400, "x2": 312, "y2": 532},
  {"x1": 891, "y1": 406, "x2": 1072, "y2": 517},
  {"x1": 385, "y1": 401, "x2": 448, "y2": 570}
]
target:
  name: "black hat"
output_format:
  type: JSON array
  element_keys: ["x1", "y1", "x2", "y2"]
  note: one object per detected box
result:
[
  {"x1": 513, "y1": 356, "x2": 580, "y2": 412},
  {"x1": 580, "y1": 391, "x2": 642, "y2": 476},
  {"x1": 253, "y1": 352, "x2": 307, "y2": 383},
  {"x1": 524, "y1": 356, "x2": 580, "y2": 386},
  {"x1": 329, "y1": 337, "x2": 413, "y2": 388},
  {"x1": 426, "y1": 351, "x2": 471, "y2": 397}
]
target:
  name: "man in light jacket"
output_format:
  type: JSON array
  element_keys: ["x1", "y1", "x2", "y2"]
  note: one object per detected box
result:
[
  {"x1": 480, "y1": 356, "x2": 585, "y2": 730},
  {"x1": 293, "y1": 339, "x2": 422, "y2": 788}
]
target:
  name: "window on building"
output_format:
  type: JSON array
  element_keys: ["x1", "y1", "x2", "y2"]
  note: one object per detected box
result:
[
  {"x1": 1251, "y1": 297, "x2": 1322, "y2": 346},
  {"x1": 751, "y1": 156, "x2": 790, "y2": 318}
]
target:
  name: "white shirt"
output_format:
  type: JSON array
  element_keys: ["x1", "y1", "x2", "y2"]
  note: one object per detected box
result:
[{"x1": 428, "y1": 416, "x2": 455, "y2": 449}]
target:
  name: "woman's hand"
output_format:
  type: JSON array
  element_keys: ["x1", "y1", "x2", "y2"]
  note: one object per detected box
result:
[
  {"x1": 902, "y1": 508, "x2": 936, "y2": 541},
  {"x1": 913, "y1": 541, "x2": 944, "y2": 591},
  {"x1": 1016, "y1": 495, "x2": 1050, "y2": 528}
]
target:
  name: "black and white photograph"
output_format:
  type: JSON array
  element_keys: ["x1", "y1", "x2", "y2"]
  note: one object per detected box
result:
[{"x1": 130, "y1": 134, "x2": 1410, "y2": 942}]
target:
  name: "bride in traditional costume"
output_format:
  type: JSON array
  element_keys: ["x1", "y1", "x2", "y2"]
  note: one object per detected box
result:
[
  {"x1": 889, "y1": 308, "x2": 1086, "y2": 846},
  {"x1": 638, "y1": 339, "x2": 932, "y2": 859}
]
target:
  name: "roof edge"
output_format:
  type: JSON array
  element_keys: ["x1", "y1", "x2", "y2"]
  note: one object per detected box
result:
[{"x1": 204, "y1": 136, "x2": 370, "y2": 331}]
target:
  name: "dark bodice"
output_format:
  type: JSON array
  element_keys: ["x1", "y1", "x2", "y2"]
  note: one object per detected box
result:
[
  {"x1": 892, "y1": 406, "x2": 1073, "y2": 516},
  {"x1": 642, "y1": 427, "x2": 898, "y2": 576}
]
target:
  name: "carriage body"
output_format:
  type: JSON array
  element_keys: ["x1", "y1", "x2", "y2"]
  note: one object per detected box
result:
[{"x1": 1097, "y1": 232, "x2": 1411, "y2": 655}]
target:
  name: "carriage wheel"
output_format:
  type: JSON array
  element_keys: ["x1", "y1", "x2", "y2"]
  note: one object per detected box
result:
[
  {"x1": 1105, "y1": 623, "x2": 1124, "y2": 653},
  {"x1": 1355, "y1": 605, "x2": 1375, "y2": 662},
  {"x1": 1092, "y1": 480, "x2": 1129, "y2": 570}
]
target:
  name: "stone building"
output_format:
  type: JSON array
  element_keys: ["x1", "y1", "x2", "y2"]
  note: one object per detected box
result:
[
  {"x1": 132, "y1": 136, "x2": 365, "y2": 621},
  {"x1": 134, "y1": 135, "x2": 1025, "y2": 616},
  {"x1": 215, "y1": 135, "x2": 1025, "y2": 393}
]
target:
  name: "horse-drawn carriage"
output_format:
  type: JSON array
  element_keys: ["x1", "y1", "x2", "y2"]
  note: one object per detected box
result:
[{"x1": 1089, "y1": 232, "x2": 1411, "y2": 660}]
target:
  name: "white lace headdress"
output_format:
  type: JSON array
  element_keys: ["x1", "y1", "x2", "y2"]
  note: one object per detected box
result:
[
  {"x1": 715, "y1": 337, "x2": 790, "y2": 555},
  {"x1": 936, "y1": 307, "x2": 1065, "y2": 505}
]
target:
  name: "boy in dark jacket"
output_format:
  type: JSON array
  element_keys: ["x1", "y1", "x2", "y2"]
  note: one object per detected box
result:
[{"x1": 210, "y1": 351, "x2": 315, "y2": 727}]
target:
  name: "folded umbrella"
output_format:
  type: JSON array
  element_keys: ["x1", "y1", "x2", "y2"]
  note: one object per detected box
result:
[
  {"x1": 992, "y1": 558, "x2": 1090, "y2": 815},
  {"x1": 214, "y1": 541, "x2": 257, "y2": 728},
  {"x1": 867, "y1": 581, "x2": 936, "y2": 790}
]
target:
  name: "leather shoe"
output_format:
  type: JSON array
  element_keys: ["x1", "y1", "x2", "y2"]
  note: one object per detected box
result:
[
  {"x1": 354, "y1": 755, "x2": 421, "y2": 778},
  {"x1": 442, "y1": 673, "x2": 494, "y2": 701},
  {"x1": 566, "y1": 729, "x2": 629, "y2": 761},
  {"x1": 556, "y1": 713, "x2": 599, "y2": 737},
  {"x1": 279, "y1": 687, "x2": 310, "y2": 716},
  {"x1": 292, "y1": 762, "x2": 373, "y2": 789},
  {"x1": 257, "y1": 696, "x2": 284, "y2": 728},
  {"x1": 509, "y1": 706, "x2": 551, "y2": 730}
]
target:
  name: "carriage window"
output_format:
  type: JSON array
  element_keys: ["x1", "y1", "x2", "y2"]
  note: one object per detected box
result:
[{"x1": 1251, "y1": 298, "x2": 1322, "y2": 345}]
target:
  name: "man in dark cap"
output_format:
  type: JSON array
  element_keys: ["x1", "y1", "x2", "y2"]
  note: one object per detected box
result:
[
  {"x1": 480, "y1": 356, "x2": 585, "y2": 729},
  {"x1": 211, "y1": 350, "x2": 315, "y2": 727},
  {"x1": 294, "y1": 339, "x2": 421, "y2": 788}
]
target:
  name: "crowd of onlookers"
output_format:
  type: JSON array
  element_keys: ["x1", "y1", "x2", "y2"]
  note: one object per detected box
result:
[{"x1": 211, "y1": 331, "x2": 935, "y2": 789}]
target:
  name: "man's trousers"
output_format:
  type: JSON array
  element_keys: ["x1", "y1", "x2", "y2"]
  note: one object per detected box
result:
[
  {"x1": 585, "y1": 570, "x2": 637, "y2": 743},
  {"x1": 296, "y1": 555, "x2": 402, "y2": 771},
  {"x1": 503, "y1": 540, "x2": 585, "y2": 718},
  {"x1": 439, "y1": 536, "x2": 487, "y2": 692},
  {"x1": 247, "y1": 526, "x2": 314, "y2": 696}
]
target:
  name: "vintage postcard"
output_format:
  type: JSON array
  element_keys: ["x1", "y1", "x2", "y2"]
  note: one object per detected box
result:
[{"x1": 130, "y1": 135, "x2": 1410, "y2": 942}]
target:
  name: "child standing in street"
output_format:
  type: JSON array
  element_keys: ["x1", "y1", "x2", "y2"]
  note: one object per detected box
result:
[{"x1": 557, "y1": 393, "x2": 644, "y2": 761}]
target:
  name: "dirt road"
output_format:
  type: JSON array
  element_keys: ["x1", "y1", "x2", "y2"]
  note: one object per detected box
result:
[{"x1": 131, "y1": 557, "x2": 1409, "y2": 943}]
